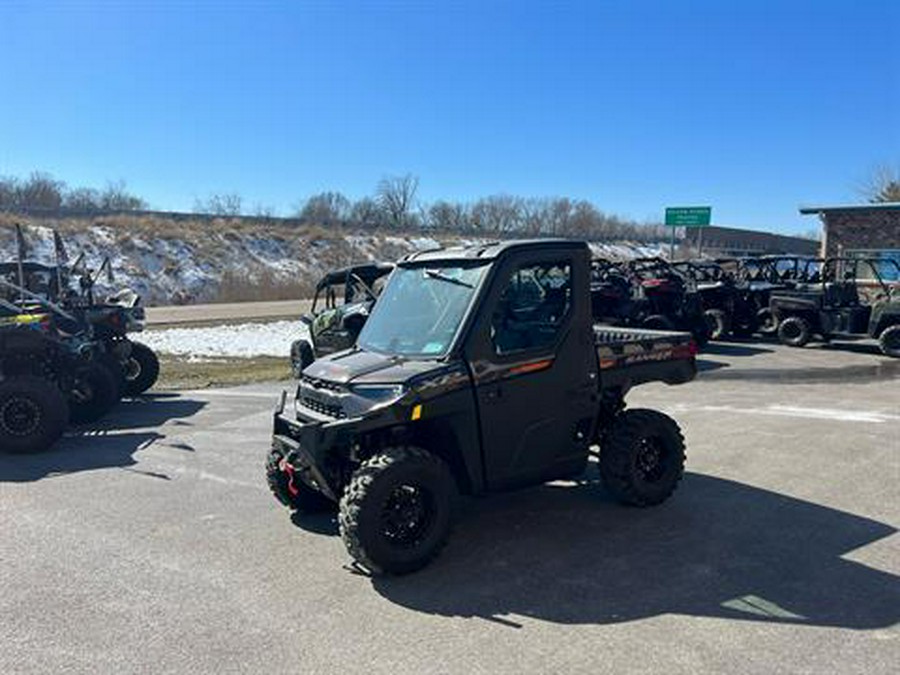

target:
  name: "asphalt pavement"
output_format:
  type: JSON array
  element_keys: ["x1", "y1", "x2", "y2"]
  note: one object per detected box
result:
[
  {"x1": 146, "y1": 299, "x2": 311, "y2": 327},
  {"x1": 1, "y1": 340, "x2": 898, "y2": 674}
]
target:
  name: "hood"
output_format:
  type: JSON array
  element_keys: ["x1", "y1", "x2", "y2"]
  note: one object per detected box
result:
[{"x1": 304, "y1": 348, "x2": 444, "y2": 386}]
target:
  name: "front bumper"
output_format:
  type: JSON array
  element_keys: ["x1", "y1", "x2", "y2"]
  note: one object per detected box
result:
[{"x1": 271, "y1": 392, "x2": 400, "y2": 501}]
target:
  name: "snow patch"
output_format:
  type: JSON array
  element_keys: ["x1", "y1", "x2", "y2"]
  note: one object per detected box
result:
[{"x1": 141, "y1": 321, "x2": 306, "y2": 358}]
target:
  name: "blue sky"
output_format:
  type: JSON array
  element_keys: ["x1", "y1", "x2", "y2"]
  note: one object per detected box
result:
[{"x1": 1, "y1": 0, "x2": 897, "y2": 233}]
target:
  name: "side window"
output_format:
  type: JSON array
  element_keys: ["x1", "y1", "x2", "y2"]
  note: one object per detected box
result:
[{"x1": 491, "y1": 261, "x2": 572, "y2": 355}]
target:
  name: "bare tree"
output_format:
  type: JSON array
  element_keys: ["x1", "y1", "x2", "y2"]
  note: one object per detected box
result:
[
  {"x1": 19, "y1": 172, "x2": 65, "y2": 210},
  {"x1": 470, "y1": 195, "x2": 523, "y2": 234},
  {"x1": 0, "y1": 176, "x2": 20, "y2": 210},
  {"x1": 194, "y1": 193, "x2": 243, "y2": 216},
  {"x1": 251, "y1": 203, "x2": 277, "y2": 218},
  {"x1": 298, "y1": 191, "x2": 351, "y2": 226},
  {"x1": 99, "y1": 180, "x2": 146, "y2": 210},
  {"x1": 376, "y1": 174, "x2": 419, "y2": 228},
  {"x1": 427, "y1": 200, "x2": 468, "y2": 231},
  {"x1": 859, "y1": 164, "x2": 900, "y2": 203},
  {"x1": 349, "y1": 197, "x2": 383, "y2": 227},
  {"x1": 64, "y1": 187, "x2": 102, "y2": 211}
]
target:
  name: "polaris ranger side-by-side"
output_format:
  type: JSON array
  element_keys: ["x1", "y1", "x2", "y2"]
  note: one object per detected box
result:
[
  {"x1": 770, "y1": 257, "x2": 900, "y2": 356},
  {"x1": 289, "y1": 263, "x2": 393, "y2": 378},
  {"x1": 269, "y1": 240, "x2": 698, "y2": 574}
]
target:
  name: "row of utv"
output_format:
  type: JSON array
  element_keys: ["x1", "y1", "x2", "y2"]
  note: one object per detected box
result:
[
  {"x1": 0, "y1": 233, "x2": 160, "y2": 454},
  {"x1": 289, "y1": 254, "x2": 900, "y2": 374}
]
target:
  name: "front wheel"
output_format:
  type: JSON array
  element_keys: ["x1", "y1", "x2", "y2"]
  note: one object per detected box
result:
[
  {"x1": 777, "y1": 316, "x2": 812, "y2": 347},
  {"x1": 756, "y1": 308, "x2": 778, "y2": 335},
  {"x1": 879, "y1": 324, "x2": 900, "y2": 358},
  {"x1": 339, "y1": 446, "x2": 454, "y2": 575},
  {"x1": 123, "y1": 341, "x2": 160, "y2": 396},
  {"x1": 599, "y1": 409, "x2": 686, "y2": 506},
  {"x1": 0, "y1": 376, "x2": 69, "y2": 454},
  {"x1": 290, "y1": 339, "x2": 315, "y2": 379}
]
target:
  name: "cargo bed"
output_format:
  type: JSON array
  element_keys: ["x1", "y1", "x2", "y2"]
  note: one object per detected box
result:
[{"x1": 594, "y1": 324, "x2": 698, "y2": 390}]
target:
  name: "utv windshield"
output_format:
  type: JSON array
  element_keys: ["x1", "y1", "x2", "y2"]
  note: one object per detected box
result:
[{"x1": 357, "y1": 263, "x2": 489, "y2": 358}]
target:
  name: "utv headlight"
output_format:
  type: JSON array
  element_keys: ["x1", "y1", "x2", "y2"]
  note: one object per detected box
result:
[{"x1": 348, "y1": 384, "x2": 406, "y2": 403}]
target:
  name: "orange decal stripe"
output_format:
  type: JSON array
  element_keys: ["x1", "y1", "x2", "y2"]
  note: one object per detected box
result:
[{"x1": 507, "y1": 358, "x2": 554, "y2": 377}]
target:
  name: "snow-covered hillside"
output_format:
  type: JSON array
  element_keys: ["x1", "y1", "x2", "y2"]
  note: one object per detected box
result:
[{"x1": 0, "y1": 215, "x2": 666, "y2": 306}]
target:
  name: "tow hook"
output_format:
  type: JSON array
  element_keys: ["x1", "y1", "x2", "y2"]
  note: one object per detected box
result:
[{"x1": 279, "y1": 456, "x2": 300, "y2": 497}]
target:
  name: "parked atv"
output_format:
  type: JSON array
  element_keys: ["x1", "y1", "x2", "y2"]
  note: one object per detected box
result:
[
  {"x1": 0, "y1": 318, "x2": 71, "y2": 454},
  {"x1": 592, "y1": 257, "x2": 709, "y2": 345},
  {"x1": 673, "y1": 259, "x2": 771, "y2": 339},
  {"x1": 0, "y1": 258, "x2": 158, "y2": 395},
  {"x1": 289, "y1": 263, "x2": 393, "y2": 377},
  {"x1": 770, "y1": 257, "x2": 900, "y2": 356},
  {"x1": 1, "y1": 281, "x2": 123, "y2": 427}
]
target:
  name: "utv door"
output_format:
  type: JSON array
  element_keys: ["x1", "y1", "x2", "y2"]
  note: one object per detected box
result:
[{"x1": 466, "y1": 249, "x2": 599, "y2": 490}]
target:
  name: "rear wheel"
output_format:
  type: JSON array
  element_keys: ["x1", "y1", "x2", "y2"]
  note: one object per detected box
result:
[
  {"x1": 599, "y1": 409, "x2": 685, "y2": 506},
  {"x1": 123, "y1": 341, "x2": 160, "y2": 396},
  {"x1": 879, "y1": 324, "x2": 900, "y2": 358},
  {"x1": 265, "y1": 447, "x2": 334, "y2": 512},
  {"x1": 642, "y1": 315, "x2": 674, "y2": 331},
  {"x1": 777, "y1": 316, "x2": 811, "y2": 347},
  {"x1": 703, "y1": 309, "x2": 731, "y2": 340},
  {"x1": 339, "y1": 446, "x2": 454, "y2": 575},
  {"x1": 69, "y1": 361, "x2": 120, "y2": 425},
  {"x1": 0, "y1": 376, "x2": 69, "y2": 454}
]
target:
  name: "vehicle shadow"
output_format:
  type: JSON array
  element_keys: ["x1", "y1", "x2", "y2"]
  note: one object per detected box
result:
[
  {"x1": 84, "y1": 396, "x2": 207, "y2": 432},
  {"x1": 818, "y1": 341, "x2": 884, "y2": 357},
  {"x1": 702, "y1": 360, "x2": 900, "y2": 384},
  {"x1": 696, "y1": 358, "x2": 728, "y2": 373},
  {"x1": 291, "y1": 510, "x2": 339, "y2": 536},
  {"x1": 371, "y1": 472, "x2": 899, "y2": 629},
  {"x1": 703, "y1": 342, "x2": 774, "y2": 357},
  {"x1": 0, "y1": 430, "x2": 169, "y2": 482}
]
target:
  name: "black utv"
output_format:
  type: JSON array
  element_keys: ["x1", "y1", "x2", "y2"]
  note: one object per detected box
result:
[
  {"x1": 269, "y1": 240, "x2": 698, "y2": 575},
  {"x1": 0, "y1": 288, "x2": 123, "y2": 430},
  {"x1": 0, "y1": 312, "x2": 71, "y2": 453},
  {"x1": 0, "y1": 259, "x2": 159, "y2": 396},
  {"x1": 591, "y1": 257, "x2": 710, "y2": 345},
  {"x1": 770, "y1": 257, "x2": 900, "y2": 356},
  {"x1": 673, "y1": 259, "x2": 772, "y2": 339},
  {"x1": 289, "y1": 263, "x2": 393, "y2": 377}
]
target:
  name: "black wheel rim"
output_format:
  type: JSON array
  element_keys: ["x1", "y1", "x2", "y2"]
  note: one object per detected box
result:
[
  {"x1": 72, "y1": 376, "x2": 95, "y2": 403},
  {"x1": 634, "y1": 436, "x2": 670, "y2": 483},
  {"x1": 125, "y1": 357, "x2": 142, "y2": 382},
  {"x1": 782, "y1": 322, "x2": 801, "y2": 339},
  {"x1": 379, "y1": 484, "x2": 436, "y2": 549},
  {"x1": 1, "y1": 396, "x2": 42, "y2": 437}
]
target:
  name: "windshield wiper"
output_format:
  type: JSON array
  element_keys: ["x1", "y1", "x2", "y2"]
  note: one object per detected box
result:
[{"x1": 424, "y1": 269, "x2": 474, "y2": 289}]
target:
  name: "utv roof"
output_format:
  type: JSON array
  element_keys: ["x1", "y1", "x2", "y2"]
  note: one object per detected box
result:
[
  {"x1": 401, "y1": 239, "x2": 588, "y2": 266},
  {"x1": 316, "y1": 263, "x2": 394, "y2": 289}
]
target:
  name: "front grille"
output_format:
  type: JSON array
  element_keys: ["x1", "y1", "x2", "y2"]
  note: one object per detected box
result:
[
  {"x1": 298, "y1": 395, "x2": 346, "y2": 419},
  {"x1": 300, "y1": 375, "x2": 344, "y2": 392},
  {"x1": 297, "y1": 375, "x2": 346, "y2": 419}
]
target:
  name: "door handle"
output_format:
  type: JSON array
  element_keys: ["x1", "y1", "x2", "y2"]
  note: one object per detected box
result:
[{"x1": 483, "y1": 386, "x2": 502, "y2": 401}]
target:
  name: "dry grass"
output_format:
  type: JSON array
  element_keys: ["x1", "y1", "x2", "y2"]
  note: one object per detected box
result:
[
  {"x1": 156, "y1": 354, "x2": 292, "y2": 390},
  {"x1": 213, "y1": 268, "x2": 315, "y2": 303}
]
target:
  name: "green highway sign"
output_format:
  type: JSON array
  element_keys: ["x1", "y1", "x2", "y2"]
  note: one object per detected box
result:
[{"x1": 665, "y1": 206, "x2": 711, "y2": 227}]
